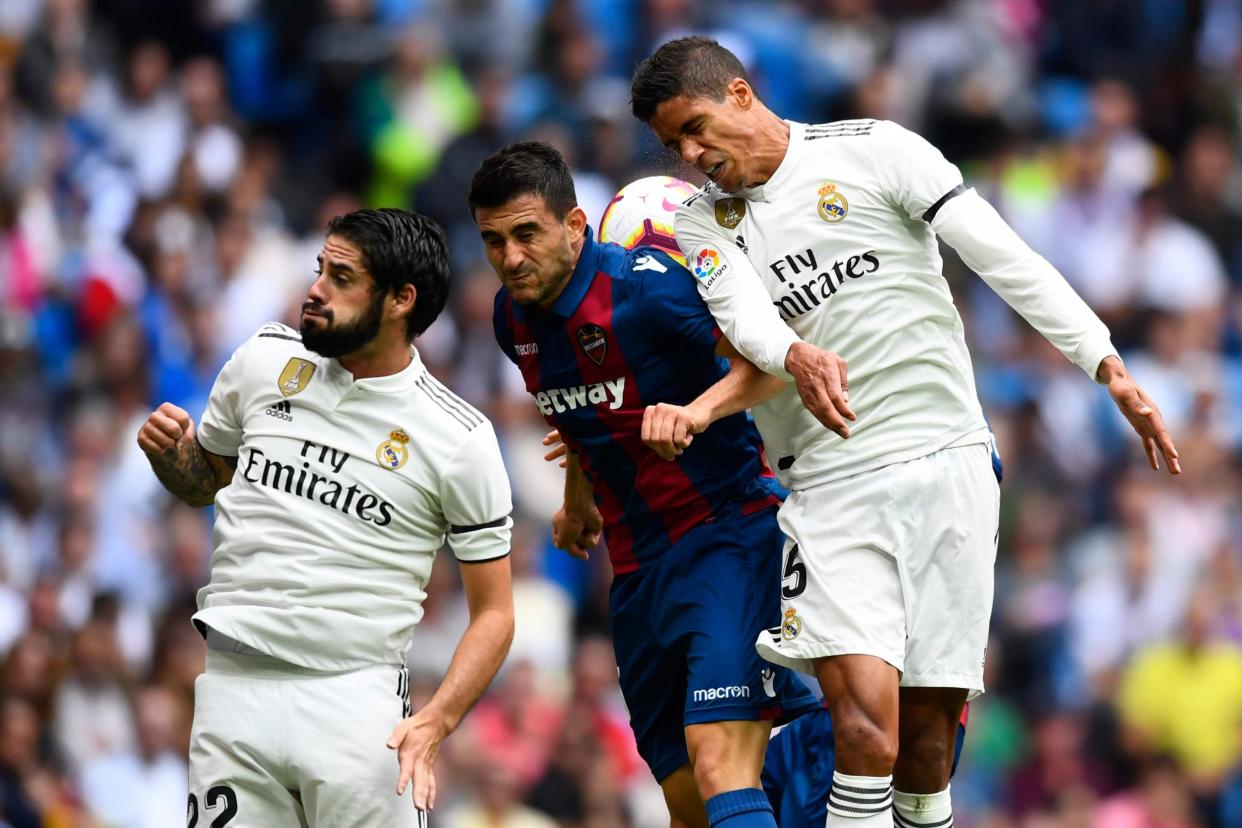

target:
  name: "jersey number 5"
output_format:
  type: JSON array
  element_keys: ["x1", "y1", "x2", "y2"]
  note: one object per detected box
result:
[
  {"x1": 188, "y1": 786, "x2": 238, "y2": 827},
  {"x1": 781, "y1": 544, "x2": 807, "y2": 599}
]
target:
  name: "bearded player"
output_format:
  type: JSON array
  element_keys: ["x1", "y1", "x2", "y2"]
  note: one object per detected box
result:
[{"x1": 139, "y1": 209, "x2": 514, "y2": 827}]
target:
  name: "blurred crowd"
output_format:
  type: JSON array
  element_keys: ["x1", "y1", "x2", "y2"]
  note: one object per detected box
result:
[{"x1": 0, "y1": 0, "x2": 1241, "y2": 826}]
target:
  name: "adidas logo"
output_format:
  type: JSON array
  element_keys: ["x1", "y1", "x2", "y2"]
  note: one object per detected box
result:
[{"x1": 265, "y1": 400, "x2": 293, "y2": 421}]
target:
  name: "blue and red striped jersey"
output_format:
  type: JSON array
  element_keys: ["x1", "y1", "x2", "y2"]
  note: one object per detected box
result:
[{"x1": 494, "y1": 228, "x2": 782, "y2": 575}]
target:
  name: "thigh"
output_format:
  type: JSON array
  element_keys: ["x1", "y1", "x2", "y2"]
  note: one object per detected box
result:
[
  {"x1": 189, "y1": 671, "x2": 306, "y2": 828},
  {"x1": 610, "y1": 573, "x2": 691, "y2": 783},
  {"x1": 682, "y1": 513, "x2": 820, "y2": 729},
  {"x1": 898, "y1": 444, "x2": 1000, "y2": 697},
  {"x1": 758, "y1": 482, "x2": 906, "y2": 676},
  {"x1": 292, "y1": 667, "x2": 419, "y2": 828}
]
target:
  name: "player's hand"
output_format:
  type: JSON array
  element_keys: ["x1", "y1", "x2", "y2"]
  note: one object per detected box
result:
[
  {"x1": 552, "y1": 503, "x2": 603, "y2": 560},
  {"x1": 541, "y1": 429, "x2": 569, "y2": 468},
  {"x1": 784, "y1": 342, "x2": 855, "y2": 438},
  {"x1": 136, "y1": 402, "x2": 197, "y2": 456},
  {"x1": 1099, "y1": 357, "x2": 1181, "y2": 475},
  {"x1": 387, "y1": 710, "x2": 448, "y2": 812},
  {"x1": 642, "y1": 402, "x2": 708, "y2": 460}
]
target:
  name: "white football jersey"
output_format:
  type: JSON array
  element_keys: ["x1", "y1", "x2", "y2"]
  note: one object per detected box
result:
[
  {"x1": 676, "y1": 119, "x2": 1117, "y2": 489},
  {"x1": 194, "y1": 323, "x2": 513, "y2": 671}
]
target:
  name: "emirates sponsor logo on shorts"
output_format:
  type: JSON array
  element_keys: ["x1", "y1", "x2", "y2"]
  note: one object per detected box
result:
[{"x1": 692, "y1": 685, "x2": 751, "y2": 702}]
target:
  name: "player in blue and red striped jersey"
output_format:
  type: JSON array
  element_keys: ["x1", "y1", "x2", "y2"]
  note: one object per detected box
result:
[{"x1": 471, "y1": 141, "x2": 819, "y2": 828}]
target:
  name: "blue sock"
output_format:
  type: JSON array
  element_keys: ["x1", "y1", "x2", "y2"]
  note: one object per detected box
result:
[{"x1": 705, "y1": 788, "x2": 777, "y2": 828}]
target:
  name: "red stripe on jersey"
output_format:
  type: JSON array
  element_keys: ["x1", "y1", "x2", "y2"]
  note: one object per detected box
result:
[
  {"x1": 575, "y1": 448, "x2": 636, "y2": 574},
  {"x1": 565, "y1": 275, "x2": 714, "y2": 554}
]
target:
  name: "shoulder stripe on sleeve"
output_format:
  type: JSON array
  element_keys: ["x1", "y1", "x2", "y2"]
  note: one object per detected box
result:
[
  {"x1": 450, "y1": 516, "x2": 510, "y2": 534},
  {"x1": 922, "y1": 184, "x2": 967, "y2": 223},
  {"x1": 425, "y1": 375, "x2": 483, "y2": 427},
  {"x1": 415, "y1": 376, "x2": 480, "y2": 430},
  {"x1": 258, "y1": 332, "x2": 301, "y2": 341}
]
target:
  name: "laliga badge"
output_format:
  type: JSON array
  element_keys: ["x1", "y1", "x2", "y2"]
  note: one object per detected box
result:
[
  {"x1": 782, "y1": 607, "x2": 803, "y2": 640},
  {"x1": 278, "y1": 358, "x2": 316, "y2": 397},
  {"x1": 376, "y1": 429, "x2": 411, "y2": 471},
  {"x1": 577, "y1": 324, "x2": 608, "y2": 366},
  {"x1": 817, "y1": 182, "x2": 848, "y2": 224}
]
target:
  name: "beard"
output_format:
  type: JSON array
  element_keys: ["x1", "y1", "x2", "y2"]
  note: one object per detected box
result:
[{"x1": 299, "y1": 289, "x2": 386, "y2": 358}]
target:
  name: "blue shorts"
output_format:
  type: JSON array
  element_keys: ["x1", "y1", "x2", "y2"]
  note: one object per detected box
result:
[
  {"x1": 762, "y1": 707, "x2": 968, "y2": 828},
  {"x1": 610, "y1": 506, "x2": 820, "y2": 782}
]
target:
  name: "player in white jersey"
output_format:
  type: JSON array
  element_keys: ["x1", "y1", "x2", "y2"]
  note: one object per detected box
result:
[
  {"x1": 630, "y1": 37, "x2": 1180, "y2": 828},
  {"x1": 137, "y1": 208, "x2": 515, "y2": 828}
]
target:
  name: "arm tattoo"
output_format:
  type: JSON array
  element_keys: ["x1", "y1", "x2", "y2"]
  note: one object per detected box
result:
[{"x1": 148, "y1": 440, "x2": 234, "y2": 507}]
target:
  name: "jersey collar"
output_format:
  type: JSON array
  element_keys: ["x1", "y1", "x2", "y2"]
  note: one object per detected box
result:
[
  {"x1": 734, "y1": 120, "x2": 805, "y2": 203},
  {"x1": 322, "y1": 346, "x2": 427, "y2": 393},
  {"x1": 549, "y1": 226, "x2": 599, "y2": 318}
]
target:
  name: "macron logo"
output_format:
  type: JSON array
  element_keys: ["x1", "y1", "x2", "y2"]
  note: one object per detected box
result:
[
  {"x1": 693, "y1": 685, "x2": 751, "y2": 703},
  {"x1": 534, "y1": 378, "x2": 625, "y2": 416}
]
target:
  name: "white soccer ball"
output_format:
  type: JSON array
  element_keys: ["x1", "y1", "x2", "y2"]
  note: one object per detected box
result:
[{"x1": 598, "y1": 175, "x2": 698, "y2": 265}]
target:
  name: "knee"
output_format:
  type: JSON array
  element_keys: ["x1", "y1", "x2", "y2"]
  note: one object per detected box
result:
[
  {"x1": 895, "y1": 728, "x2": 954, "y2": 788},
  {"x1": 832, "y1": 708, "x2": 899, "y2": 771},
  {"x1": 685, "y1": 722, "x2": 767, "y2": 798}
]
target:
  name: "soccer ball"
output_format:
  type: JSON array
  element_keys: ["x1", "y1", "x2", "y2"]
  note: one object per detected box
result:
[{"x1": 598, "y1": 176, "x2": 698, "y2": 265}]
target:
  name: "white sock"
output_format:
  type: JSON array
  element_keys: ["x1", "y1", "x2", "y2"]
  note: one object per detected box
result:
[
  {"x1": 825, "y1": 772, "x2": 893, "y2": 827},
  {"x1": 892, "y1": 786, "x2": 952, "y2": 828}
]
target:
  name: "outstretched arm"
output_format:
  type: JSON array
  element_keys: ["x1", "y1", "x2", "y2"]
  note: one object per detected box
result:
[
  {"x1": 642, "y1": 346, "x2": 830, "y2": 459},
  {"x1": 933, "y1": 190, "x2": 1180, "y2": 474}
]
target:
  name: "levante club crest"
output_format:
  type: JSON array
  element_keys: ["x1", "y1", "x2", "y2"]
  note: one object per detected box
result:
[{"x1": 577, "y1": 324, "x2": 608, "y2": 366}]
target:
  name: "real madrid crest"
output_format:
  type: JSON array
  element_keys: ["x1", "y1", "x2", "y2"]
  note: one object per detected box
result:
[
  {"x1": 817, "y1": 182, "x2": 848, "y2": 224},
  {"x1": 577, "y1": 324, "x2": 608, "y2": 366},
  {"x1": 781, "y1": 607, "x2": 803, "y2": 640},
  {"x1": 376, "y1": 429, "x2": 410, "y2": 471},
  {"x1": 277, "y1": 358, "x2": 316, "y2": 397}
]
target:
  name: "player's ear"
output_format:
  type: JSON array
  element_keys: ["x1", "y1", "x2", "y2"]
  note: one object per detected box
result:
[
  {"x1": 391, "y1": 283, "x2": 417, "y2": 320},
  {"x1": 565, "y1": 205, "x2": 588, "y2": 242},
  {"x1": 727, "y1": 78, "x2": 753, "y2": 110}
]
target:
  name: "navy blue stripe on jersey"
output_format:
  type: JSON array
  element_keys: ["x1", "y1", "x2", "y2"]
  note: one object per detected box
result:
[
  {"x1": 493, "y1": 228, "x2": 782, "y2": 573},
  {"x1": 450, "y1": 516, "x2": 509, "y2": 533},
  {"x1": 258, "y1": 332, "x2": 301, "y2": 340},
  {"x1": 922, "y1": 184, "x2": 967, "y2": 222}
]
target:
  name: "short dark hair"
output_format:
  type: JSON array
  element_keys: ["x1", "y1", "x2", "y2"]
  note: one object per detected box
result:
[
  {"x1": 467, "y1": 141, "x2": 578, "y2": 220},
  {"x1": 630, "y1": 36, "x2": 749, "y2": 123},
  {"x1": 325, "y1": 208, "x2": 450, "y2": 341}
]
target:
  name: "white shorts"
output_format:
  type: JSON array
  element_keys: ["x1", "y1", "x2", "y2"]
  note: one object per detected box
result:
[
  {"x1": 756, "y1": 443, "x2": 999, "y2": 698},
  {"x1": 189, "y1": 646, "x2": 420, "y2": 828}
]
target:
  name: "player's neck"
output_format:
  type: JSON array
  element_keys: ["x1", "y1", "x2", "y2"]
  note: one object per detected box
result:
[
  {"x1": 534, "y1": 233, "x2": 587, "y2": 313},
  {"x1": 335, "y1": 334, "x2": 413, "y2": 380},
  {"x1": 746, "y1": 110, "x2": 792, "y2": 187}
]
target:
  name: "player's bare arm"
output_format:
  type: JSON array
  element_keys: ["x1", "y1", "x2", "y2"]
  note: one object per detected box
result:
[
  {"x1": 643, "y1": 344, "x2": 789, "y2": 460},
  {"x1": 552, "y1": 452, "x2": 603, "y2": 560},
  {"x1": 1096, "y1": 356, "x2": 1181, "y2": 474},
  {"x1": 387, "y1": 554, "x2": 513, "y2": 811},
  {"x1": 137, "y1": 402, "x2": 237, "y2": 507}
]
